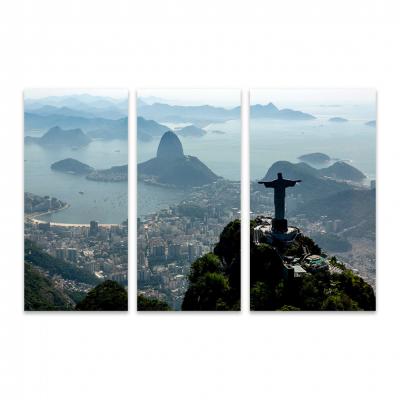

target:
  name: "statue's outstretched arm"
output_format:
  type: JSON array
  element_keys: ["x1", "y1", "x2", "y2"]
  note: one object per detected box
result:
[
  {"x1": 258, "y1": 181, "x2": 275, "y2": 188},
  {"x1": 285, "y1": 179, "x2": 302, "y2": 187}
]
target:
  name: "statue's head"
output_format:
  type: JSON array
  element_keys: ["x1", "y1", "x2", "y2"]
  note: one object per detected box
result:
[{"x1": 277, "y1": 172, "x2": 283, "y2": 179}]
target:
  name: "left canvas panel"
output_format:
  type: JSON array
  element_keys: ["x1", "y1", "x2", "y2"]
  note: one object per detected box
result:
[{"x1": 24, "y1": 89, "x2": 129, "y2": 311}]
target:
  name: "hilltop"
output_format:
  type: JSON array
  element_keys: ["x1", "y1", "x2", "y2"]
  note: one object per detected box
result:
[
  {"x1": 261, "y1": 160, "x2": 366, "y2": 202},
  {"x1": 138, "y1": 131, "x2": 219, "y2": 188},
  {"x1": 261, "y1": 161, "x2": 352, "y2": 201},
  {"x1": 250, "y1": 219, "x2": 375, "y2": 311},
  {"x1": 319, "y1": 161, "x2": 366, "y2": 182},
  {"x1": 25, "y1": 114, "x2": 128, "y2": 140},
  {"x1": 25, "y1": 126, "x2": 91, "y2": 147}
]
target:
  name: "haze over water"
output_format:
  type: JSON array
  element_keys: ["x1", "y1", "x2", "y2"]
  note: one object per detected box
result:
[
  {"x1": 25, "y1": 139, "x2": 128, "y2": 224},
  {"x1": 138, "y1": 119, "x2": 241, "y2": 217},
  {"x1": 250, "y1": 100, "x2": 376, "y2": 181}
]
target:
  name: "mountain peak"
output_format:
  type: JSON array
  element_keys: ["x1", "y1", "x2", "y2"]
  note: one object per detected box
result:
[
  {"x1": 156, "y1": 131, "x2": 184, "y2": 160},
  {"x1": 266, "y1": 102, "x2": 279, "y2": 111}
]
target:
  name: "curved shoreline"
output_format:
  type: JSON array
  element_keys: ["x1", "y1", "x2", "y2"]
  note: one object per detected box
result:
[{"x1": 25, "y1": 205, "x2": 121, "y2": 228}]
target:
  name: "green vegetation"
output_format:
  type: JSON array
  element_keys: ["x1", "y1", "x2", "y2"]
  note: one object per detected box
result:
[
  {"x1": 25, "y1": 239, "x2": 100, "y2": 285},
  {"x1": 182, "y1": 219, "x2": 240, "y2": 311},
  {"x1": 24, "y1": 263, "x2": 72, "y2": 311},
  {"x1": 137, "y1": 295, "x2": 172, "y2": 311},
  {"x1": 76, "y1": 280, "x2": 128, "y2": 311},
  {"x1": 250, "y1": 226, "x2": 376, "y2": 311}
]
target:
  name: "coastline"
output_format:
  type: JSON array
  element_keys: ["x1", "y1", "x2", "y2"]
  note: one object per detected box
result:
[{"x1": 25, "y1": 205, "x2": 121, "y2": 228}]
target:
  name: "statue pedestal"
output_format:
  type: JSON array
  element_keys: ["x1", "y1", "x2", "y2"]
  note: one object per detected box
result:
[{"x1": 272, "y1": 218, "x2": 288, "y2": 233}]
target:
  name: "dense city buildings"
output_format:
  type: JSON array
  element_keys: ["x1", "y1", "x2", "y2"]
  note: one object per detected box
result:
[
  {"x1": 137, "y1": 179, "x2": 240, "y2": 310},
  {"x1": 25, "y1": 209, "x2": 128, "y2": 297}
]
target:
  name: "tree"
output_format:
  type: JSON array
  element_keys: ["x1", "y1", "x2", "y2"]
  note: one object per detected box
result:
[
  {"x1": 182, "y1": 220, "x2": 241, "y2": 311},
  {"x1": 76, "y1": 280, "x2": 128, "y2": 311},
  {"x1": 137, "y1": 295, "x2": 171, "y2": 311}
]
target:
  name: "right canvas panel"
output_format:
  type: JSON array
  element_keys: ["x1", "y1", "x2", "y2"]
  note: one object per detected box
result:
[{"x1": 250, "y1": 89, "x2": 376, "y2": 311}]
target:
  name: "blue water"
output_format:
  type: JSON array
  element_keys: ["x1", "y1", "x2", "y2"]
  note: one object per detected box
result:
[
  {"x1": 137, "y1": 119, "x2": 241, "y2": 216},
  {"x1": 250, "y1": 107, "x2": 376, "y2": 181},
  {"x1": 25, "y1": 139, "x2": 128, "y2": 224}
]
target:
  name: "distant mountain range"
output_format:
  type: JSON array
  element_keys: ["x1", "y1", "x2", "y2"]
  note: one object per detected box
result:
[
  {"x1": 25, "y1": 94, "x2": 128, "y2": 120},
  {"x1": 261, "y1": 161, "x2": 363, "y2": 202},
  {"x1": 138, "y1": 102, "x2": 240, "y2": 125},
  {"x1": 137, "y1": 116, "x2": 207, "y2": 141},
  {"x1": 25, "y1": 114, "x2": 128, "y2": 140},
  {"x1": 137, "y1": 101, "x2": 316, "y2": 125},
  {"x1": 250, "y1": 102, "x2": 316, "y2": 120},
  {"x1": 25, "y1": 126, "x2": 92, "y2": 147},
  {"x1": 137, "y1": 116, "x2": 170, "y2": 142},
  {"x1": 138, "y1": 131, "x2": 219, "y2": 188},
  {"x1": 24, "y1": 94, "x2": 128, "y2": 139}
]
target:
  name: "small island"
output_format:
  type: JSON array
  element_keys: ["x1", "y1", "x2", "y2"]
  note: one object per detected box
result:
[
  {"x1": 365, "y1": 120, "x2": 376, "y2": 127},
  {"x1": 329, "y1": 117, "x2": 348, "y2": 123},
  {"x1": 50, "y1": 158, "x2": 127, "y2": 182},
  {"x1": 51, "y1": 158, "x2": 94, "y2": 175},
  {"x1": 175, "y1": 124, "x2": 206, "y2": 137},
  {"x1": 298, "y1": 152, "x2": 331, "y2": 165}
]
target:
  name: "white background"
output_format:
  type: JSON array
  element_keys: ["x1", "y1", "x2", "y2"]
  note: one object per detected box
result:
[{"x1": 0, "y1": 1, "x2": 399, "y2": 399}]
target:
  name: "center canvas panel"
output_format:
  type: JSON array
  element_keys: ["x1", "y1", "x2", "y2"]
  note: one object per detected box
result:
[
  {"x1": 24, "y1": 89, "x2": 128, "y2": 311},
  {"x1": 137, "y1": 89, "x2": 241, "y2": 311}
]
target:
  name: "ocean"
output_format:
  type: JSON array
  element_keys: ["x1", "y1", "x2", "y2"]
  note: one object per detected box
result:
[
  {"x1": 250, "y1": 104, "x2": 376, "y2": 181},
  {"x1": 24, "y1": 139, "x2": 128, "y2": 224}
]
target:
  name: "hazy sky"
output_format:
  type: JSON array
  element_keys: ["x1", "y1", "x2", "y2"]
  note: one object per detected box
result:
[
  {"x1": 138, "y1": 89, "x2": 241, "y2": 108},
  {"x1": 250, "y1": 88, "x2": 376, "y2": 109},
  {"x1": 24, "y1": 88, "x2": 128, "y2": 100}
]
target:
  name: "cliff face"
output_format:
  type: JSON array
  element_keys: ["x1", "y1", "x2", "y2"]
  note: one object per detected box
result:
[{"x1": 156, "y1": 131, "x2": 184, "y2": 159}]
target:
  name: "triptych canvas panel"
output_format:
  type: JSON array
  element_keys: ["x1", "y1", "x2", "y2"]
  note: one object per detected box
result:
[
  {"x1": 24, "y1": 90, "x2": 129, "y2": 311},
  {"x1": 23, "y1": 88, "x2": 376, "y2": 311}
]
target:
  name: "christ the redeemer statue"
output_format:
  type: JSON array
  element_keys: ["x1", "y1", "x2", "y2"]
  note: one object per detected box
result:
[{"x1": 258, "y1": 172, "x2": 301, "y2": 233}]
